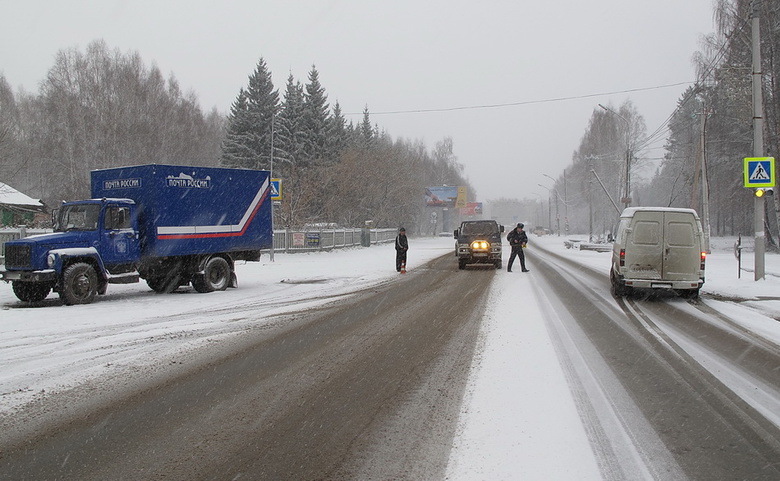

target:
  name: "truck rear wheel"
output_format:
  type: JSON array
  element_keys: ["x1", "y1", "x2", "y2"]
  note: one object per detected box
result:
[
  {"x1": 146, "y1": 274, "x2": 182, "y2": 293},
  {"x1": 12, "y1": 281, "x2": 51, "y2": 302},
  {"x1": 61, "y1": 262, "x2": 98, "y2": 305},
  {"x1": 193, "y1": 257, "x2": 231, "y2": 293}
]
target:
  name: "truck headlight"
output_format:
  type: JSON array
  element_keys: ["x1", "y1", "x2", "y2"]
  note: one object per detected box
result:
[{"x1": 47, "y1": 253, "x2": 57, "y2": 268}]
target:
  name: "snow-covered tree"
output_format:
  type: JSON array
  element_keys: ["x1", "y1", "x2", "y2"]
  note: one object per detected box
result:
[
  {"x1": 220, "y1": 58, "x2": 279, "y2": 171},
  {"x1": 302, "y1": 65, "x2": 330, "y2": 163}
]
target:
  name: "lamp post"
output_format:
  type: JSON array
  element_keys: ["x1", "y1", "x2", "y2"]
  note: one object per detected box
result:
[
  {"x1": 537, "y1": 184, "x2": 555, "y2": 235},
  {"x1": 598, "y1": 104, "x2": 631, "y2": 209},
  {"x1": 532, "y1": 192, "x2": 544, "y2": 228},
  {"x1": 541, "y1": 175, "x2": 561, "y2": 236},
  {"x1": 563, "y1": 168, "x2": 568, "y2": 235}
]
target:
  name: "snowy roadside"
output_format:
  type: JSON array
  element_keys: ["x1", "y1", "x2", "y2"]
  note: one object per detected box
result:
[{"x1": 0, "y1": 238, "x2": 453, "y2": 415}]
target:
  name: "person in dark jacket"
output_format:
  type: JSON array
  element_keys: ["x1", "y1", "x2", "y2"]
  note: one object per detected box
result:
[
  {"x1": 507, "y1": 223, "x2": 529, "y2": 272},
  {"x1": 395, "y1": 227, "x2": 409, "y2": 272}
]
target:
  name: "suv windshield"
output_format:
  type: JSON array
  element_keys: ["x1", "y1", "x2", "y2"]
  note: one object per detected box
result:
[
  {"x1": 461, "y1": 221, "x2": 498, "y2": 236},
  {"x1": 56, "y1": 204, "x2": 101, "y2": 232}
]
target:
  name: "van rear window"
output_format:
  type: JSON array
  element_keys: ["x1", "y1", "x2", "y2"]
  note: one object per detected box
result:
[
  {"x1": 667, "y1": 222, "x2": 695, "y2": 246},
  {"x1": 633, "y1": 221, "x2": 660, "y2": 245}
]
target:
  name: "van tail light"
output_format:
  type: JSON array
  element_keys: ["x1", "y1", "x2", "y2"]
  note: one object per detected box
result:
[
  {"x1": 619, "y1": 249, "x2": 625, "y2": 267},
  {"x1": 700, "y1": 251, "x2": 706, "y2": 271}
]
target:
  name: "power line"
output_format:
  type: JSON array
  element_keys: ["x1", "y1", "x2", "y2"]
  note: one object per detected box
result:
[{"x1": 346, "y1": 81, "x2": 695, "y2": 116}]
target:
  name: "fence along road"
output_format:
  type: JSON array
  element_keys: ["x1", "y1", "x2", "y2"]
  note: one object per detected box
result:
[{"x1": 0, "y1": 227, "x2": 398, "y2": 260}]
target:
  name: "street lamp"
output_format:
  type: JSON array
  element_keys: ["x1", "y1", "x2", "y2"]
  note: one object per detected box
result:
[
  {"x1": 541, "y1": 176, "x2": 561, "y2": 237},
  {"x1": 537, "y1": 184, "x2": 554, "y2": 235},
  {"x1": 599, "y1": 104, "x2": 631, "y2": 209},
  {"x1": 532, "y1": 192, "x2": 544, "y2": 228}
]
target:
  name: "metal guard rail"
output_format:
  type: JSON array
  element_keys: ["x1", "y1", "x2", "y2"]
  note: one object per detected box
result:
[{"x1": 1, "y1": 227, "x2": 398, "y2": 260}]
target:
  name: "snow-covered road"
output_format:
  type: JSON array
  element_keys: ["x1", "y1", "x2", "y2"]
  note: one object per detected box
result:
[{"x1": 2, "y1": 234, "x2": 780, "y2": 479}]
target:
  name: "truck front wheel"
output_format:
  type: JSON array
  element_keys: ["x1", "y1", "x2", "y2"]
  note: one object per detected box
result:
[
  {"x1": 61, "y1": 262, "x2": 98, "y2": 305},
  {"x1": 193, "y1": 257, "x2": 231, "y2": 293},
  {"x1": 12, "y1": 281, "x2": 51, "y2": 302}
]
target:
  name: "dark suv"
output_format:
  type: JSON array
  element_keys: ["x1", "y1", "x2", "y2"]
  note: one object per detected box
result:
[{"x1": 454, "y1": 220, "x2": 504, "y2": 269}]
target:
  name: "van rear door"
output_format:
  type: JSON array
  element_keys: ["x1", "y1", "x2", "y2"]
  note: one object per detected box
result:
[
  {"x1": 625, "y1": 211, "x2": 664, "y2": 280},
  {"x1": 625, "y1": 210, "x2": 700, "y2": 282},
  {"x1": 662, "y1": 210, "x2": 700, "y2": 281}
]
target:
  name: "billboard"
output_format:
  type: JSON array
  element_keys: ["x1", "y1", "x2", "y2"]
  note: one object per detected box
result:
[
  {"x1": 456, "y1": 186, "x2": 468, "y2": 208},
  {"x1": 461, "y1": 202, "x2": 483, "y2": 216},
  {"x1": 425, "y1": 186, "x2": 458, "y2": 207}
]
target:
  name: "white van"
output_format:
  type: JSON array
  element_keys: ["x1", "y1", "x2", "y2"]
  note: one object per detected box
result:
[{"x1": 610, "y1": 207, "x2": 705, "y2": 298}]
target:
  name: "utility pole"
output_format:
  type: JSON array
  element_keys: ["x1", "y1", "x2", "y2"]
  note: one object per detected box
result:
[
  {"x1": 588, "y1": 162, "x2": 594, "y2": 243},
  {"x1": 598, "y1": 104, "x2": 631, "y2": 208},
  {"x1": 563, "y1": 168, "x2": 569, "y2": 236},
  {"x1": 752, "y1": 0, "x2": 765, "y2": 280},
  {"x1": 269, "y1": 114, "x2": 275, "y2": 262},
  {"x1": 691, "y1": 106, "x2": 712, "y2": 253},
  {"x1": 699, "y1": 108, "x2": 712, "y2": 254}
]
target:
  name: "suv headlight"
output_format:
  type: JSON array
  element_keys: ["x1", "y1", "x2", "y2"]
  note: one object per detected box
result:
[
  {"x1": 47, "y1": 253, "x2": 57, "y2": 268},
  {"x1": 470, "y1": 240, "x2": 489, "y2": 251}
]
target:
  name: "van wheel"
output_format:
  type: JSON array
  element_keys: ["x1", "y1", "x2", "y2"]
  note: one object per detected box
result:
[
  {"x1": 61, "y1": 262, "x2": 98, "y2": 305},
  {"x1": 193, "y1": 257, "x2": 231, "y2": 293},
  {"x1": 677, "y1": 288, "x2": 699, "y2": 299},
  {"x1": 610, "y1": 271, "x2": 629, "y2": 297}
]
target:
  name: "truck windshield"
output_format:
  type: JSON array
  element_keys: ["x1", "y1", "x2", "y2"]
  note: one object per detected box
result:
[
  {"x1": 56, "y1": 204, "x2": 101, "y2": 232},
  {"x1": 462, "y1": 222, "x2": 497, "y2": 235}
]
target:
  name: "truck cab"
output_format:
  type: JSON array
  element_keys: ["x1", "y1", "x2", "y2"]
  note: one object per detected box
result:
[
  {"x1": 1, "y1": 198, "x2": 140, "y2": 304},
  {"x1": 454, "y1": 220, "x2": 504, "y2": 270}
]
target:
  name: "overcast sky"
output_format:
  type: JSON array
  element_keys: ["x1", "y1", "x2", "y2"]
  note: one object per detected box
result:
[{"x1": 1, "y1": 0, "x2": 716, "y2": 202}]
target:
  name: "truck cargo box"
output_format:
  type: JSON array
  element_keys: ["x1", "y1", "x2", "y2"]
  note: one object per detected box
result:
[{"x1": 91, "y1": 165, "x2": 272, "y2": 258}]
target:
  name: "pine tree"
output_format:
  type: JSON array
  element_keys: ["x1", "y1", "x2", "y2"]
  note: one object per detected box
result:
[
  {"x1": 220, "y1": 58, "x2": 279, "y2": 170},
  {"x1": 220, "y1": 89, "x2": 254, "y2": 168},
  {"x1": 360, "y1": 105, "x2": 373, "y2": 147},
  {"x1": 326, "y1": 101, "x2": 348, "y2": 160},
  {"x1": 276, "y1": 73, "x2": 307, "y2": 172},
  {"x1": 302, "y1": 65, "x2": 330, "y2": 163}
]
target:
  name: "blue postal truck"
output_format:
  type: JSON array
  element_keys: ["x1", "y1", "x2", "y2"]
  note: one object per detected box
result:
[{"x1": 1, "y1": 164, "x2": 273, "y2": 305}]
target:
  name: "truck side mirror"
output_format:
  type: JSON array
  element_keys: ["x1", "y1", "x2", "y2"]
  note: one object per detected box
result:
[
  {"x1": 51, "y1": 209, "x2": 59, "y2": 230},
  {"x1": 500, "y1": 225, "x2": 505, "y2": 233},
  {"x1": 453, "y1": 229, "x2": 459, "y2": 238}
]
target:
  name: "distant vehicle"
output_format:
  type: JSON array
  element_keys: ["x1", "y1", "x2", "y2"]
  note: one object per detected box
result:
[
  {"x1": 610, "y1": 207, "x2": 705, "y2": 298},
  {"x1": 453, "y1": 220, "x2": 504, "y2": 270},
  {"x1": 1, "y1": 164, "x2": 273, "y2": 305}
]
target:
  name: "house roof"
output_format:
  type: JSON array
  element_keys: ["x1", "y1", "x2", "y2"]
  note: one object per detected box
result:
[{"x1": 0, "y1": 181, "x2": 44, "y2": 209}]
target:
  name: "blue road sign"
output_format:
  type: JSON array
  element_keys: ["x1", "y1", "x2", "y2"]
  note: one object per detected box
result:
[
  {"x1": 744, "y1": 157, "x2": 775, "y2": 188},
  {"x1": 271, "y1": 178, "x2": 282, "y2": 201}
]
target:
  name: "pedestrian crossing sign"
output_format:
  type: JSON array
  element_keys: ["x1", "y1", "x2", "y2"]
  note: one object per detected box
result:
[
  {"x1": 271, "y1": 178, "x2": 282, "y2": 201},
  {"x1": 744, "y1": 157, "x2": 775, "y2": 188}
]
